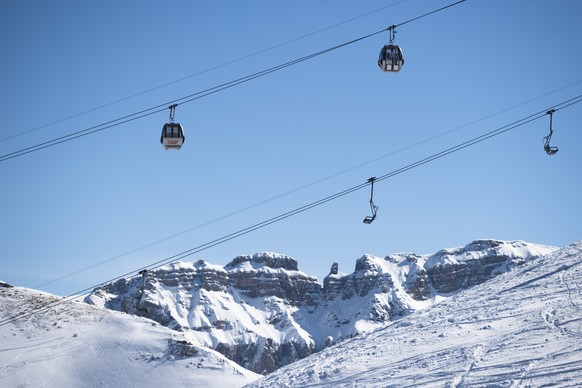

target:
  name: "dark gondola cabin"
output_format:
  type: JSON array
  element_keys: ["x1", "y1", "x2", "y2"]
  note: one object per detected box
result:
[
  {"x1": 160, "y1": 122, "x2": 185, "y2": 150},
  {"x1": 378, "y1": 44, "x2": 404, "y2": 72}
]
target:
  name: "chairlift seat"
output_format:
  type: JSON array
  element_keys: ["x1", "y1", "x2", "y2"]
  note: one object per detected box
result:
[
  {"x1": 363, "y1": 201, "x2": 379, "y2": 224},
  {"x1": 544, "y1": 145, "x2": 558, "y2": 155},
  {"x1": 363, "y1": 215, "x2": 376, "y2": 224}
]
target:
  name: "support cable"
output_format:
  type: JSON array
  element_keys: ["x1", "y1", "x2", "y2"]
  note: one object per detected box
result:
[
  {"x1": 0, "y1": 0, "x2": 410, "y2": 143},
  {"x1": 0, "y1": 0, "x2": 467, "y2": 163},
  {"x1": 32, "y1": 80, "x2": 582, "y2": 291},
  {"x1": 2, "y1": 92, "x2": 580, "y2": 328}
]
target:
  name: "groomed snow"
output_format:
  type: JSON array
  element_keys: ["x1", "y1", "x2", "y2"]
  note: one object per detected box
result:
[{"x1": 247, "y1": 241, "x2": 582, "y2": 387}]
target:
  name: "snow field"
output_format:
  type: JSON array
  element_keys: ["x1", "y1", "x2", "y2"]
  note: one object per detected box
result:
[{"x1": 0, "y1": 286, "x2": 259, "y2": 387}]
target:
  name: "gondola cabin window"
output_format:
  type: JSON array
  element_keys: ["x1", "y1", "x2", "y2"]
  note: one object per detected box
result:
[{"x1": 160, "y1": 123, "x2": 185, "y2": 150}]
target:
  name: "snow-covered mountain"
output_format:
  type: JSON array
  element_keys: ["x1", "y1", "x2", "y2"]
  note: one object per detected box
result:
[
  {"x1": 0, "y1": 283, "x2": 259, "y2": 387},
  {"x1": 85, "y1": 239, "x2": 557, "y2": 374},
  {"x1": 250, "y1": 241, "x2": 582, "y2": 387},
  {"x1": 2, "y1": 239, "x2": 580, "y2": 387}
]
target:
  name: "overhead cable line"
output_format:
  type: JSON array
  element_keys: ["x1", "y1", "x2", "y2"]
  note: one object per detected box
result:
[
  {"x1": 395, "y1": 0, "x2": 466, "y2": 28},
  {"x1": 0, "y1": 32, "x2": 377, "y2": 162},
  {"x1": 0, "y1": 0, "x2": 466, "y2": 163},
  {"x1": 373, "y1": 96, "x2": 581, "y2": 185},
  {"x1": 2, "y1": 92, "x2": 580, "y2": 328},
  {"x1": 26, "y1": 81, "x2": 578, "y2": 294},
  {"x1": 34, "y1": 77, "x2": 582, "y2": 291},
  {"x1": 0, "y1": 0, "x2": 410, "y2": 143}
]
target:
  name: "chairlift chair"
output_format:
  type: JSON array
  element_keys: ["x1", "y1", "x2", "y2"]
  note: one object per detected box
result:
[
  {"x1": 543, "y1": 109, "x2": 558, "y2": 155},
  {"x1": 363, "y1": 177, "x2": 379, "y2": 224}
]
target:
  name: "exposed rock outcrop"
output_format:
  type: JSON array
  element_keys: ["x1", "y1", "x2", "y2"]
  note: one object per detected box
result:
[
  {"x1": 225, "y1": 253, "x2": 320, "y2": 306},
  {"x1": 424, "y1": 239, "x2": 535, "y2": 294}
]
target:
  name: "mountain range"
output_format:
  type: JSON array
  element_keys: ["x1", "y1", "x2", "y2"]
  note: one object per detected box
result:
[
  {"x1": 2, "y1": 238, "x2": 581, "y2": 387},
  {"x1": 85, "y1": 239, "x2": 556, "y2": 374}
]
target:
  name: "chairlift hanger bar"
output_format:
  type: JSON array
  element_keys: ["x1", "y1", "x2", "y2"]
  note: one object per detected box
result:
[{"x1": 543, "y1": 109, "x2": 559, "y2": 155}]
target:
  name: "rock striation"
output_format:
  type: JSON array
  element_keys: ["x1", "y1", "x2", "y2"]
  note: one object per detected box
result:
[{"x1": 86, "y1": 240, "x2": 556, "y2": 374}]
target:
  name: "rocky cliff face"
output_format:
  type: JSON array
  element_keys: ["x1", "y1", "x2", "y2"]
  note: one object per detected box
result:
[
  {"x1": 88, "y1": 253, "x2": 320, "y2": 374},
  {"x1": 225, "y1": 254, "x2": 320, "y2": 306},
  {"x1": 86, "y1": 240, "x2": 556, "y2": 374},
  {"x1": 422, "y1": 239, "x2": 545, "y2": 294}
]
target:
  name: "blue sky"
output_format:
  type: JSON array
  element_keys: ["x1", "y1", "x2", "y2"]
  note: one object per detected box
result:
[{"x1": 1, "y1": 0, "x2": 581, "y2": 296}]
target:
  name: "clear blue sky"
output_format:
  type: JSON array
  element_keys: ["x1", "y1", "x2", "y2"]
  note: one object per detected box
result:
[{"x1": 1, "y1": 0, "x2": 581, "y2": 296}]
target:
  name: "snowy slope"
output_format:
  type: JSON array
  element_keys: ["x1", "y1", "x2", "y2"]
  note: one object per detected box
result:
[
  {"x1": 0, "y1": 286, "x2": 259, "y2": 387},
  {"x1": 248, "y1": 241, "x2": 582, "y2": 387},
  {"x1": 1, "y1": 240, "x2": 578, "y2": 387}
]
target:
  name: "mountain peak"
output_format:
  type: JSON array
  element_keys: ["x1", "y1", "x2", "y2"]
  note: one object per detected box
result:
[
  {"x1": 428, "y1": 239, "x2": 557, "y2": 269},
  {"x1": 354, "y1": 254, "x2": 382, "y2": 273},
  {"x1": 328, "y1": 262, "x2": 339, "y2": 275},
  {"x1": 225, "y1": 252, "x2": 299, "y2": 271}
]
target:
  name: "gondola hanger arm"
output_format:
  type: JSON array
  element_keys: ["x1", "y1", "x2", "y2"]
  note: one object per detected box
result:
[
  {"x1": 168, "y1": 104, "x2": 178, "y2": 122},
  {"x1": 388, "y1": 25, "x2": 397, "y2": 44}
]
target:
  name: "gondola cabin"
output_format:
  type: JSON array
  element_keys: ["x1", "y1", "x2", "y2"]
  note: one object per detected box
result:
[
  {"x1": 378, "y1": 44, "x2": 404, "y2": 72},
  {"x1": 160, "y1": 122, "x2": 185, "y2": 150}
]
